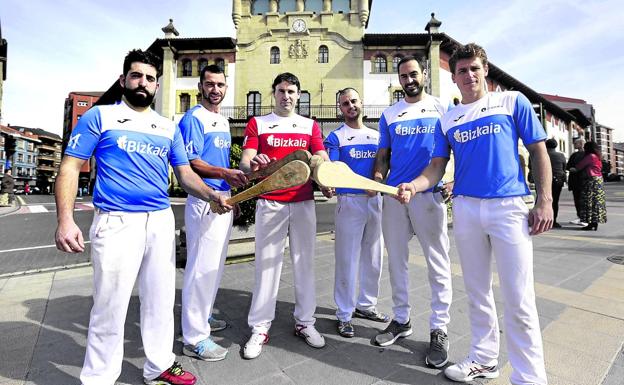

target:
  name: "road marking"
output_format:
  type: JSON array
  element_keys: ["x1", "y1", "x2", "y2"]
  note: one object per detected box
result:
[
  {"x1": 0, "y1": 241, "x2": 91, "y2": 254},
  {"x1": 16, "y1": 196, "x2": 25, "y2": 205},
  {"x1": 27, "y1": 205, "x2": 48, "y2": 213}
]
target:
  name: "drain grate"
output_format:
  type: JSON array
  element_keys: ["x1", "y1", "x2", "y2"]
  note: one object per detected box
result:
[{"x1": 607, "y1": 256, "x2": 624, "y2": 265}]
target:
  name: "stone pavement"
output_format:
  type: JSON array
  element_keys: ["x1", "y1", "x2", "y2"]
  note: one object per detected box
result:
[{"x1": 1, "y1": 185, "x2": 623, "y2": 385}]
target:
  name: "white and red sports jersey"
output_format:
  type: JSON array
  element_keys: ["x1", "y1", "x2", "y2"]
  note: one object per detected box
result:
[{"x1": 243, "y1": 112, "x2": 325, "y2": 202}]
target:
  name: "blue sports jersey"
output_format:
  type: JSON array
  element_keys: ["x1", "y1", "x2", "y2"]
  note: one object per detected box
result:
[
  {"x1": 178, "y1": 105, "x2": 232, "y2": 191},
  {"x1": 64, "y1": 101, "x2": 189, "y2": 212},
  {"x1": 378, "y1": 96, "x2": 447, "y2": 188},
  {"x1": 432, "y1": 91, "x2": 546, "y2": 198},
  {"x1": 324, "y1": 124, "x2": 379, "y2": 194}
]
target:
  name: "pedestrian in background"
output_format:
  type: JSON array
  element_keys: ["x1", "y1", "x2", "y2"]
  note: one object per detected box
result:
[
  {"x1": 566, "y1": 138, "x2": 586, "y2": 226},
  {"x1": 0, "y1": 168, "x2": 14, "y2": 206},
  {"x1": 545, "y1": 138, "x2": 566, "y2": 228},
  {"x1": 572, "y1": 141, "x2": 607, "y2": 231}
]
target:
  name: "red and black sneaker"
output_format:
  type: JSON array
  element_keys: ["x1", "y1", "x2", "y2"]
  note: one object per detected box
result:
[{"x1": 144, "y1": 361, "x2": 196, "y2": 385}]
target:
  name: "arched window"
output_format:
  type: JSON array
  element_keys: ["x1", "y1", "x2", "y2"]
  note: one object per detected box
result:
[
  {"x1": 318, "y1": 45, "x2": 329, "y2": 63},
  {"x1": 374, "y1": 56, "x2": 387, "y2": 73},
  {"x1": 280, "y1": 0, "x2": 297, "y2": 12},
  {"x1": 247, "y1": 91, "x2": 262, "y2": 117},
  {"x1": 251, "y1": 0, "x2": 270, "y2": 14},
  {"x1": 198, "y1": 58, "x2": 208, "y2": 74},
  {"x1": 182, "y1": 59, "x2": 192, "y2": 77},
  {"x1": 297, "y1": 91, "x2": 310, "y2": 116},
  {"x1": 392, "y1": 90, "x2": 405, "y2": 104},
  {"x1": 180, "y1": 93, "x2": 191, "y2": 112},
  {"x1": 215, "y1": 58, "x2": 225, "y2": 71},
  {"x1": 306, "y1": 0, "x2": 323, "y2": 13},
  {"x1": 392, "y1": 55, "x2": 402, "y2": 72},
  {"x1": 270, "y1": 47, "x2": 280, "y2": 64},
  {"x1": 333, "y1": 0, "x2": 350, "y2": 13}
]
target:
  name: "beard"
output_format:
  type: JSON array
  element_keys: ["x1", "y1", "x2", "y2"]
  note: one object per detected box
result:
[
  {"x1": 202, "y1": 89, "x2": 224, "y2": 106},
  {"x1": 123, "y1": 86, "x2": 155, "y2": 108},
  {"x1": 402, "y1": 82, "x2": 424, "y2": 98}
]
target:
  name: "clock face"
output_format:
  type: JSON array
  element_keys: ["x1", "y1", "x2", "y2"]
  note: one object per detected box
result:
[{"x1": 292, "y1": 19, "x2": 306, "y2": 32}]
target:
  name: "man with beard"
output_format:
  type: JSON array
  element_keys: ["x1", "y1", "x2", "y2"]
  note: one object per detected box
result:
[
  {"x1": 372, "y1": 56, "x2": 453, "y2": 369},
  {"x1": 54, "y1": 49, "x2": 231, "y2": 385},
  {"x1": 179, "y1": 64, "x2": 247, "y2": 362},
  {"x1": 323, "y1": 88, "x2": 386, "y2": 338},
  {"x1": 239, "y1": 72, "x2": 331, "y2": 359},
  {"x1": 397, "y1": 43, "x2": 551, "y2": 384}
]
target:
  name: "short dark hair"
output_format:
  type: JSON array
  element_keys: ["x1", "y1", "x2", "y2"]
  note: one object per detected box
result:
[
  {"x1": 449, "y1": 43, "x2": 488, "y2": 74},
  {"x1": 200, "y1": 64, "x2": 225, "y2": 82},
  {"x1": 338, "y1": 87, "x2": 360, "y2": 98},
  {"x1": 397, "y1": 55, "x2": 426, "y2": 73},
  {"x1": 545, "y1": 138, "x2": 558, "y2": 149},
  {"x1": 584, "y1": 141, "x2": 601, "y2": 157},
  {"x1": 123, "y1": 49, "x2": 162, "y2": 77},
  {"x1": 272, "y1": 72, "x2": 301, "y2": 92}
]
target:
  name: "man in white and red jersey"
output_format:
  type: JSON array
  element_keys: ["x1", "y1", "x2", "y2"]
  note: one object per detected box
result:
[{"x1": 239, "y1": 72, "x2": 331, "y2": 359}]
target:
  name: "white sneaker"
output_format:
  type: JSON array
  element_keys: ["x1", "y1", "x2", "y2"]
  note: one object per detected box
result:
[
  {"x1": 294, "y1": 324, "x2": 325, "y2": 348},
  {"x1": 569, "y1": 218, "x2": 588, "y2": 226},
  {"x1": 243, "y1": 331, "x2": 269, "y2": 359},
  {"x1": 444, "y1": 357, "x2": 499, "y2": 382}
]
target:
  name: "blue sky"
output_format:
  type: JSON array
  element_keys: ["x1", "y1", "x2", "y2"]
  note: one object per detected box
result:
[{"x1": 2, "y1": 0, "x2": 623, "y2": 140}]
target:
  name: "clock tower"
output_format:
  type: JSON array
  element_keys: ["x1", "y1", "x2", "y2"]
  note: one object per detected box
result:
[{"x1": 231, "y1": 0, "x2": 371, "y2": 108}]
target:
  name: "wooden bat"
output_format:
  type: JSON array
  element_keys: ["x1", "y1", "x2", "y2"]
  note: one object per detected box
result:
[
  {"x1": 210, "y1": 160, "x2": 311, "y2": 212},
  {"x1": 313, "y1": 161, "x2": 399, "y2": 195},
  {"x1": 245, "y1": 149, "x2": 312, "y2": 182}
]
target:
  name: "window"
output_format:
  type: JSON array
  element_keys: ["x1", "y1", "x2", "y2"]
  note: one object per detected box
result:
[
  {"x1": 27, "y1": 155, "x2": 32, "y2": 163},
  {"x1": 28, "y1": 143, "x2": 34, "y2": 151},
  {"x1": 333, "y1": 0, "x2": 350, "y2": 13},
  {"x1": 17, "y1": 153, "x2": 23, "y2": 163},
  {"x1": 318, "y1": 45, "x2": 329, "y2": 63},
  {"x1": 270, "y1": 47, "x2": 280, "y2": 64},
  {"x1": 307, "y1": 0, "x2": 323, "y2": 12},
  {"x1": 374, "y1": 56, "x2": 387, "y2": 73},
  {"x1": 297, "y1": 91, "x2": 310, "y2": 116},
  {"x1": 180, "y1": 93, "x2": 191, "y2": 113},
  {"x1": 215, "y1": 58, "x2": 225, "y2": 71},
  {"x1": 247, "y1": 91, "x2": 262, "y2": 117},
  {"x1": 198, "y1": 58, "x2": 208, "y2": 73},
  {"x1": 77, "y1": 101, "x2": 88, "y2": 107},
  {"x1": 393, "y1": 90, "x2": 405, "y2": 103},
  {"x1": 251, "y1": 0, "x2": 270, "y2": 14},
  {"x1": 280, "y1": 0, "x2": 297, "y2": 12},
  {"x1": 392, "y1": 56, "x2": 402, "y2": 72},
  {"x1": 182, "y1": 59, "x2": 192, "y2": 77}
]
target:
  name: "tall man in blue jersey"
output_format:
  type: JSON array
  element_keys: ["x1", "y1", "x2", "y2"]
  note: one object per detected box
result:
[
  {"x1": 179, "y1": 64, "x2": 247, "y2": 362},
  {"x1": 372, "y1": 56, "x2": 453, "y2": 368},
  {"x1": 398, "y1": 43, "x2": 552, "y2": 384},
  {"x1": 54, "y1": 49, "x2": 231, "y2": 385},
  {"x1": 324, "y1": 88, "x2": 386, "y2": 338}
]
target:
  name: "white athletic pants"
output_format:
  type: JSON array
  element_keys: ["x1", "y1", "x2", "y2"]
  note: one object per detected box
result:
[
  {"x1": 80, "y1": 208, "x2": 176, "y2": 385},
  {"x1": 248, "y1": 199, "x2": 317, "y2": 333},
  {"x1": 453, "y1": 196, "x2": 547, "y2": 385},
  {"x1": 181, "y1": 194, "x2": 233, "y2": 345},
  {"x1": 382, "y1": 193, "x2": 452, "y2": 330},
  {"x1": 334, "y1": 194, "x2": 384, "y2": 321}
]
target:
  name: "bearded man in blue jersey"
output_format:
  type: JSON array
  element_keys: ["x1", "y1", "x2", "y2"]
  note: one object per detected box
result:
[
  {"x1": 55, "y1": 49, "x2": 231, "y2": 385},
  {"x1": 179, "y1": 64, "x2": 247, "y2": 362},
  {"x1": 398, "y1": 43, "x2": 552, "y2": 385},
  {"x1": 372, "y1": 56, "x2": 453, "y2": 369}
]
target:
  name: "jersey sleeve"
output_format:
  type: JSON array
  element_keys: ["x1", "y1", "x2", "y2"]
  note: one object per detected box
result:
[
  {"x1": 378, "y1": 113, "x2": 390, "y2": 149},
  {"x1": 431, "y1": 120, "x2": 451, "y2": 159},
  {"x1": 178, "y1": 113, "x2": 205, "y2": 161},
  {"x1": 242, "y1": 118, "x2": 259, "y2": 150},
  {"x1": 310, "y1": 120, "x2": 325, "y2": 153},
  {"x1": 64, "y1": 107, "x2": 102, "y2": 160},
  {"x1": 513, "y1": 92, "x2": 547, "y2": 145},
  {"x1": 323, "y1": 132, "x2": 340, "y2": 161},
  {"x1": 169, "y1": 126, "x2": 190, "y2": 167}
]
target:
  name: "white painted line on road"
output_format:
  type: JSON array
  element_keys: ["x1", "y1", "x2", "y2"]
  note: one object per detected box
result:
[
  {"x1": 27, "y1": 205, "x2": 48, "y2": 213},
  {"x1": 16, "y1": 196, "x2": 25, "y2": 205},
  {"x1": 0, "y1": 241, "x2": 91, "y2": 254}
]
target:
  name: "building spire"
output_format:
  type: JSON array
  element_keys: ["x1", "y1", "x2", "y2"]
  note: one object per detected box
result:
[
  {"x1": 161, "y1": 19, "x2": 179, "y2": 38},
  {"x1": 425, "y1": 12, "x2": 442, "y2": 33}
]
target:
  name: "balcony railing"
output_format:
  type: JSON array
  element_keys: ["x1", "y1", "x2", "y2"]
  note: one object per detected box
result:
[{"x1": 219, "y1": 105, "x2": 390, "y2": 120}]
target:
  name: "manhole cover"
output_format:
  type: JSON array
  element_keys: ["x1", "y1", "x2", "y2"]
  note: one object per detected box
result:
[{"x1": 607, "y1": 256, "x2": 624, "y2": 265}]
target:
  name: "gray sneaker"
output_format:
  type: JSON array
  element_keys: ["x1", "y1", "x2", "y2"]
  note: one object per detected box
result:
[
  {"x1": 183, "y1": 337, "x2": 228, "y2": 361},
  {"x1": 374, "y1": 319, "x2": 412, "y2": 346},
  {"x1": 209, "y1": 316, "x2": 228, "y2": 332},
  {"x1": 425, "y1": 329, "x2": 449, "y2": 368},
  {"x1": 353, "y1": 307, "x2": 390, "y2": 323}
]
